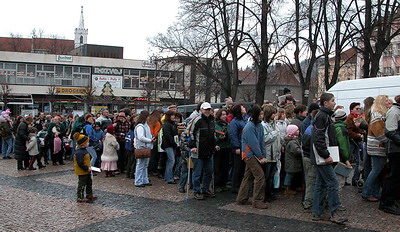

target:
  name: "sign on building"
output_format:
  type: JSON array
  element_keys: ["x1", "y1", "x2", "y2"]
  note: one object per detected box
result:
[
  {"x1": 56, "y1": 55, "x2": 73, "y2": 62},
  {"x1": 55, "y1": 87, "x2": 86, "y2": 95},
  {"x1": 92, "y1": 75, "x2": 122, "y2": 89},
  {"x1": 93, "y1": 67, "x2": 123, "y2": 75}
]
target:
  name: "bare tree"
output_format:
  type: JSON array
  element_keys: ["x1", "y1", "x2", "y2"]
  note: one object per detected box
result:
[
  {"x1": 8, "y1": 33, "x2": 25, "y2": 51},
  {"x1": 47, "y1": 85, "x2": 57, "y2": 113},
  {"x1": 74, "y1": 86, "x2": 97, "y2": 113},
  {"x1": 0, "y1": 83, "x2": 12, "y2": 110},
  {"x1": 351, "y1": 0, "x2": 400, "y2": 78}
]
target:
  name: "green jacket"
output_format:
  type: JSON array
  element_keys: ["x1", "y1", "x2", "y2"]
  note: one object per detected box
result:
[
  {"x1": 214, "y1": 120, "x2": 230, "y2": 149},
  {"x1": 334, "y1": 120, "x2": 351, "y2": 162}
]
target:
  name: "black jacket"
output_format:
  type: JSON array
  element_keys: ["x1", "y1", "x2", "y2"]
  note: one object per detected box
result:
[
  {"x1": 162, "y1": 120, "x2": 178, "y2": 149},
  {"x1": 189, "y1": 114, "x2": 216, "y2": 159},
  {"x1": 311, "y1": 107, "x2": 338, "y2": 161},
  {"x1": 14, "y1": 121, "x2": 30, "y2": 160}
]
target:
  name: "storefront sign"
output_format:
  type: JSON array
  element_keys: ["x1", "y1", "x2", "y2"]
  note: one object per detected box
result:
[
  {"x1": 142, "y1": 60, "x2": 156, "y2": 69},
  {"x1": 93, "y1": 67, "x2": 123, "y2": 75},
  {"x1": 55, "y1": 87, "x2": 86, "y2": 95},
  {"x1": 92, "y1": 75, "x2": 122, "y2": 89},
  {"x1": 132, "y1": 97, "x2": 161, "y2": 102},
  {"x1": 56, "y1": 55, "x2": 73, "y2": 62}
]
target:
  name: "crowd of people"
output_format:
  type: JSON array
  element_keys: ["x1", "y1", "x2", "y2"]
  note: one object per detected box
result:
[{"x1": 1, "y1": 92, "x2": 399, "y2": 224}]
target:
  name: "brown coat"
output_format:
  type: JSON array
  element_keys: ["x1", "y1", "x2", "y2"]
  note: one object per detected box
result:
[{"x1": 345, "y1": 113, "x2": 363, "y2": 142}]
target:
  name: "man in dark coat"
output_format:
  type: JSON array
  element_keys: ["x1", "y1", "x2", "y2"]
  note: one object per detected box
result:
[{"x1": 14, "y1": 116, "x2": 33, "y2": 170}]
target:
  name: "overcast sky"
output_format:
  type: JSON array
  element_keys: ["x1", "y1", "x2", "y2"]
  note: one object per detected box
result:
[{"x1": 0, "y1": 0, "x2": 180, "y2": 60}]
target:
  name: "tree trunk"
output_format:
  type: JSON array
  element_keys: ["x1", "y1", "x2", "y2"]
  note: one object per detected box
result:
[{"x1": 255, "y1": 0, "x2": 269, "y2": 106}]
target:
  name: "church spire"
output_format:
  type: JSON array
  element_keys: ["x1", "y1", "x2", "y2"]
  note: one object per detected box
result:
[
  {"x1": 74, "y1": 5, "x2": 88, "y2": 48},
  {"x1": 79, "y1": 6, "x2": 85, "y2": 29}
]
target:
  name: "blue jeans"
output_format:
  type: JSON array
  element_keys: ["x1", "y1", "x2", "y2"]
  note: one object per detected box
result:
[
  {"x1": 362, "y1": 156, "x2": 386, "y2": 198},
  {"x1": 284, "y1": 173, "x2": 294, "y2": 186},
  {"x1": 351, "y1": 141, "x2": 363, "y2": 183},
  {"x1": 164, "y1": 147, "x2": 176, "y2": 182},
  {"x1": 134, "y1": 158, "x2": 150, "y2": 185},
  {"x1": 2, "y1": 137, "x2": 13, "y2": 158},
  {"x1": 178, "y1": 159, "x2": 193, "y2": 190},
  {"x1": 86, "y1": 146, "x2": 97, "y2": 167},
  {"x1": 192, "y1": 157, "x2": 213, "y2": 194},
  {"x1": 312, "y1": 165, "x2": 341, "y2": 216}
]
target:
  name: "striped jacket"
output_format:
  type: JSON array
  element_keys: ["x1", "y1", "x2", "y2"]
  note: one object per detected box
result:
[{"x1": 367, "y1": 112, "x2": 388, "y2": 157}]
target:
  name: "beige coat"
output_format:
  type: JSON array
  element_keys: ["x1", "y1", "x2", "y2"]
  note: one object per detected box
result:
[
  {"x1": 26, "y1": 133, "x2": 39, "y2": 156},
  {"x1": 101, "y1": 133, "x2": 120, "y2": 162}
]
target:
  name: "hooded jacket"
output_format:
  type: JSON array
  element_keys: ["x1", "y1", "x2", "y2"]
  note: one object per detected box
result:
[{"x1": 189, "y1": 113, "x2": 216, "y2": 159}]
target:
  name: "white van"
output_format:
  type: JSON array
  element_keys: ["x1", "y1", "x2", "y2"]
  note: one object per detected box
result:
[{"x1": 328, "y1": 76, "x2": 400, "y2": 113}]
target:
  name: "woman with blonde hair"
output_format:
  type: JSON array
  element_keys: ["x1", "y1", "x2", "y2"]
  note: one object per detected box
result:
[{"x1": 362, "y1": 95, "x2": 392, "y2": 202}]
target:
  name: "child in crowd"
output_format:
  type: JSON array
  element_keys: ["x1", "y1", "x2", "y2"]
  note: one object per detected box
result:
[
  {"x1": 101, "y1": 125, "x2": 120, "y2": 177},
  {"x1": 283, "y1": 125, "x2": 302, "y2": 195},
  {"x1": 26, "y1": 127, "x2": 42, "y2": 170},
  {"x1": 37, "y1": 124, "x2": 49, "y2": 165},
  {"x1": 125, "y1": 122, "x2": 135, "y2": 179},
  {"x1": 73, "y1": 133, "x2": 97, "y2": 203},
  {"x1": 334, "y1": 109, "x2": 353, "y2": 189},
  {"x1": 178, "y1": 129, "x2": 193, "y2": 193}
]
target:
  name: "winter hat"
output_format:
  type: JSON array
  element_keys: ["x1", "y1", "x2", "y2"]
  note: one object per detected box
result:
[
  {"x1": 106, "y1": 125, "x2": 115, "y2": 135},
  {"x1": 307, "y1": 103, "x2": 320, "y2": 113},
  {"x1": 286, "y1": 125, "x2": 299, "y2": 137},
  {"x1": 73, "y1": 133, "x2": 89, "y2": 147},
  {"x1": 118, "y1": 112, "x2": 126, "y2": 118},
  {"x1": 334, "y1": 109, "x2": 347, "y2": 121}
]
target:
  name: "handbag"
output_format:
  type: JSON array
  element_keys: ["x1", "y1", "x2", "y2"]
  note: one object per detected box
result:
[
  {"x1": 134, "y1": 148, "x2": 151, "y2": 159},
  {"x1": 134, "y1": 124, "x2": 152, "y2": 159}
]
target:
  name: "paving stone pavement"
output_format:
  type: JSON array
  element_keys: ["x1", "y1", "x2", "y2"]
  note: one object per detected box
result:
[{"x1": 0, "y1": 158, "x2": 398, "y2": 232}]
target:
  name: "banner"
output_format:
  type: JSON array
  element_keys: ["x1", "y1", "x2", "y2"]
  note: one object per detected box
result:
[{"x1": 92, "y1": 75, "x2": 122, "y2": 89}]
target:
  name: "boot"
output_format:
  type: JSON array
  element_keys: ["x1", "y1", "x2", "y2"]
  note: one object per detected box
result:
[
  {"x1": 17, "y1": 160, "x2": 24, "y2": 170},
  {"x1": 87, "y1": 194, "x2": 98, "y2": 201},
  {"x1": 28, "y1": 156, "x2": 37, "y2": 170},
  {"x1": 283, "y1": 186, "x2": 297, "y2": 195}
]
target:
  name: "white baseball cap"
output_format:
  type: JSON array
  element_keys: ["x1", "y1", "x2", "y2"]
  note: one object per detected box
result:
[{"x1": 200, "y1": 102, "x2": 212, "y2": 110}]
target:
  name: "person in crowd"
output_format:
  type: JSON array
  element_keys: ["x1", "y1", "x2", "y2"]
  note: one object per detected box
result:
[
  {"x1": 91, "y1": 122, "x2": 104, "y2": 167},
  {"x1": 291, "y1": 105, "x2": 307, "y2": 131},
  {"x1": 114, "y1": 112, "x2": 130, "y2": 174},
  {"x1": 148, "y1": 110, "x2": 163, "y2": 176},
  {"x1": 189, "y1": 102, "x2": 219, "y2": 200},
  {"x1": 134, "y1": 111, "x2": 154, "y2": 187},
  {"x1": 47, "y1": 116, "x2": 65, "y2": 165},
  {"x1": 173, "y1": 112, "x2": 185, "y2": 180},
  {"x1": 225, "y1": 97, "x2": 234, "y2": 123},
  {"x1": 311, "y1": 93, "x2": 348, "y2": 224},
  {"x1": 261, "y1": 105, "x2": 280, "y2": 202},
  {"x1": 228, "y1": 104, "x2": 248, "y2": 193},
  {"x1": 283, "y1": 125, "x2": 302, "y2": 195},
  {"x1": 301, "y1": 107, "x2": 319, "y2": 210},
  {"x1": 236, "y1": 105, "x2": 269, "y2": 209},
  {"x1": 73, "y1": 133, "x2": 97, "y2": 203},
  {"x1": 361, "y1": 97, "x2": 375, "y2": 182},
  {"x1": 162, "y1": 111, "x2": 179, "y2": 184},
  {"x1": 37, "y1": 124, "x2": 49, "y2": 165},
  {"x1": 362, "y1": 95, "x2": 391, "y2": 202},
  {"x1": 333, "y1": 109, "x2": 352, "y2": 188},
  {"x1": 214, "y1": 109, "x2": 230, "y2": 192},
  {"x1": 26, "y1": 127, "x2": 42, "y2": 170},
  {"x1": 101, "y1": 125, "x2": 120, "y2": 177},
  {"x1": 0, "y1": 109, "x2": 13, "y2": 159},
  {"x1": 284, "y1": 104, "x2": 295, "y2": 124},
  {"x1": 34, "y1": 113, "x2": 46, "y2": 132},
  {"x1": 83, "y1": 115, "x2": 98, "y2": 167},
  {"x1": 178, "y1": 127, "x2": 192, "y2": 193},
  {"x1": 379, "y1": 95, "x2": 400, "y2": 215},
  {"x1": 276, "y1": 108, "x2": 288, "y2": 142},
  {"x1": 301, "y1": 103, "x2": 320, "y2": 134},
  {"x1": 345, "y1": 102, "x2": 365, "y2": 186},
  {"x1": 125, "y1": 118, "x2": 136, "y2": 179},
  {"x1": 96, "y1": 110, "x2": 113, "y2": 130},
  {"x1": 15, "y1": 116, "x2": 33, "y2": 170}
]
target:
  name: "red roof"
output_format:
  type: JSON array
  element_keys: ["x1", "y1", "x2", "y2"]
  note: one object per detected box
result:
[
  {"x1": 239, "y1": 64, "x2": 300, "y2": 86},
  {"x1": 0, "y1": 37, "x2": 74, "y2": 55},
  {"x1": 329, "y1": 47, "x2": 357, "y2": 63}
]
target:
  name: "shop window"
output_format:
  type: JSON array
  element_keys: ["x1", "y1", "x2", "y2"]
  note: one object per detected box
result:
[
  {"x1": 27, "y1": 64, "x2": 36, "y2": 77},
  {"x1": 123, "y1": 78, "x2": 131, "y2": 88},
  {"x1": 73, "y1": 66, "x2": 80, "y2": 73},
  {"x1": 62, "y1": 79, "x2": 73, "y2": 86},
  {"x1": 80, "y1": 67, "x2": 90, "y2": 73},
  {"x1": 44, "y1": 65, "x2": 54, "y2": 72},
  {"x1": 55, "y1": 66, "x2": 63, "y2": 78},
  {"x1": 4, "y1": 63, "x2": 16, "y2": 70}
]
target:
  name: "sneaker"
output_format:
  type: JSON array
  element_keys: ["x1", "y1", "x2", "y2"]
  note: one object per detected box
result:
[
  {"x1": 312, "y1": 214, "x2": 323, "y2": 221},
  {"x1": 365, "y1": 197, "x2": 379, "y2": 202},
  {"x1": 203, "y1": 191, "x2": 216, "y2": 198},
  {"x1": 87, "y1": 195, "x2": 98, "y2": 201},
  {"x1": 337, "y1": 205, "x2": 347, "y2": 211},
  {"x1": 252, "y1": 201, "x2": 268, "y2": 209},
  {"x1": 135, "y1": 184, "x2": 145, "y2": 188},
  {"x1": 167, "y1": 181, "x2": 177, "y2": 185},
  {"x1": 77, "y1": 198, "x2": 93, "y2": 203},
  {"x1": 145, "y1": 183, "x2": 152, "y2": 186},
  {"x1": 330, "y1": 211, "x2": 348, "y2": 225},
  {"x1": 178, "y1": 188, "x2": 186, "y2": 193},
  {"x1": 194, "y1": 193, "x2": 205, "y2": 200}
]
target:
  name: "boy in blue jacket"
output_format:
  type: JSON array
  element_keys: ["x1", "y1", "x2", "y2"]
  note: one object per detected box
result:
[{"x1": 125, "y1": 123, "x2": 135, "y2": 179}]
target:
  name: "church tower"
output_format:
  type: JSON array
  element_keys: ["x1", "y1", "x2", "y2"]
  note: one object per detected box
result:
[{"x1": 74, "y1": 6, "x2": 88, "y2": 48}]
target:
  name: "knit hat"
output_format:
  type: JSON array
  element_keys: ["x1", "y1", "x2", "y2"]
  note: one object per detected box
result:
[
  {"x1": 106, "y1": 125, "x2": 115, "y2": 135},
  {"x1": 118, "y1": 112, "x2": 126, "y2": 118},
  {"x1": 334, "y1": 109, "x2": 347, "y2": 121},
  {"x1": 308, "y1": 103, "x2": 320, "y2": 113},
  {"x1": 286, "y1": 125, "x2": 299, "y2": 137},
  {"x1": 73, "y1": 133, "x2": 89, "y2": 147}
]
